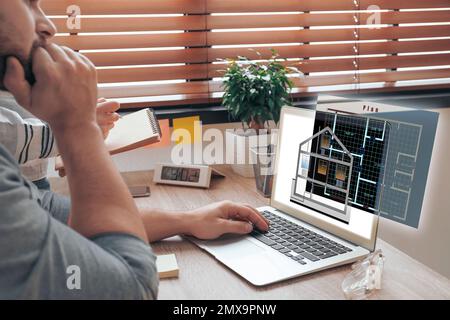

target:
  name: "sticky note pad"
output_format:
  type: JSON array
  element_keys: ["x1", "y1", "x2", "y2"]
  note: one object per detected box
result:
[
  {"x1": 156, "y1": 254, "x2": 179, "y2": 279},
  {"x1": 173, "y1": 116, "x2": 201, "y2": 144},
  {"x1": 145, "y1": 119, "x2": 171, "y2": 148}
]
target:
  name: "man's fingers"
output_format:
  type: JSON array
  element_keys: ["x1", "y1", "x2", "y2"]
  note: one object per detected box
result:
[
  {"x1": 243, "y1": 204, "x2": 270, "y2": 226},
  {"x1": 60, "y1": 46, "x2": 79, "y2": 61},
  {"x1": 60, "y1": 46, "x2": 95, "y2": 71},
  {"x1": 98, "y1": 97, "x2": 107, "y2": 103},
  {"x1": 45, "y1": 43, "x2": 70, "y2": 63},
  {"x1": 96, "y1": 100, "x2": 121, "y2": 128},
  {"x1": 97, "y1": 112, "x2": 119, "y2": 125},
  {"x1": 221, "y1": 220, "x2": 253, "y2": 235},
  {"x1": 105, "y1": 123, "x2": 115, "y2": 131},
  {"x1": 78, "y1": 52, "x2": 96, "y2": 68},
  {"x1": 32, "y1": 46, "x2": 54, "y2": 78},
  {"x1": 60, "y1": 46, "x2": 92, "y2": 67},
  {"x1": 97, "y1": 100, "x2": 120, "y2": 113},
  {"x1": 97, "y1": 109, "x2": 120, "y2": 124},
  {"x1": 227, "y1": 203, "x2": 269, "y2": 232},
  {"x1": 3, "y1": 57, "x2": 31, "y2": 108}
]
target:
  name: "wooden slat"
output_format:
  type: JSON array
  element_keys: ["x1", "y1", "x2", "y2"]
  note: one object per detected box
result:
[
  {"x1": 52, "y1": 16, "x2": 205, "y2": 33},
  {"x1": 310, "y1": 54, "x2": 450, "y2": 73},
  {"x1": 85, "y1": 48, "x2": 208, "y2": 67},
  {"x1": 207, "y1": 11, "x2": 450, "y2": 30},
  {"x1": 359, "y1": 25, "x2": 450, "y2": 41},
  {"x1": 208, "y1": 39, "x2": 450, "y2": 62},
  {"x1": 207, "y1": 68, "x2": 450, "y2": 92},
  {"x1": 51, "y1": 10, "x2": 450, "y2": 34},
  {"x1": 53, "y1": 25, "x2": 450, "y2": 50},
  {"x1": 207, "y1": 0, "x2": 450, "y2": 13},
  {"x1": 41, "y1": 0, "x2": 206, "y2": 15},
  {"x1": 42, "y1": 0, "x2": 450, "y2": 15},
  {"x1": 98, "y1": 81, "x2": 210, "y2": 98},
  {"x1": 84, "y1": 39, "x2": 450, "y2": 68},
  {"x1": 292, "y1": 68, "x2": 450, "y2": 86},
  {"x1": 358, "y1": 68, "x2": 450, "y2": 83},
  {"x1": 359, "y1": 39, "x2": 450, "y2": 56},
  {"x1": 117, "y1": 94, "x2": 217, "y2": 109},
  {"x1": 361, "y1": 0, "x2": 450, "y2": 10},
  {"x1": 97, "y1": 64, "x2": 208, "y2": 83},
  {"x1": 207, "y1": 53, "x2": 450, "y2": 77},
  {"x1": 53, "y1": 33, "x2": 206, "y2": 50},
  {"x1": 114, "y1": 81, "x2": 450, "y2": 108},
  {"x1": 207, "y1": 25, "x2": 450, "y2": 46},
  {"x1": 98, "y1": 67, "x2": 450, "y2": 98},
  {"x1": 365, "y1": 10, "x2": 450, "y2": 25},
  {"x1": 113, "y1": 81, "x2": 450, "y2": 108}
]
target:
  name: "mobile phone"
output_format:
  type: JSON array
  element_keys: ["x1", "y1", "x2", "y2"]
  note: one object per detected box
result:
[{"x1": 128, "y1": 185, "x2": 151, "y2": 198}]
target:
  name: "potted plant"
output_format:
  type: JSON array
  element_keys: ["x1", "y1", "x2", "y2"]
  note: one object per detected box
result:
[{"x1": 221, "y1": 49, "x2": 302, "y2": 194}]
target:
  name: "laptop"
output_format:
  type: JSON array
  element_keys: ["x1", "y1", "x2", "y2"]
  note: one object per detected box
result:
[{"x1": 191, "y1": 106, "x2": 383, "y2": 286}]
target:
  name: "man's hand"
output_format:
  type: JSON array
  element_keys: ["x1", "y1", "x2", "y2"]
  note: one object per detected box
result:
[
  {"x1": 184, "y1": 201, "x2": 270, "y2": 240},
  {"x1": 96, "y1": 98, "x2": 120, "y2": 139},
  {"x1": 4, "y1": 44, "x2": 98, "y2": 132}
]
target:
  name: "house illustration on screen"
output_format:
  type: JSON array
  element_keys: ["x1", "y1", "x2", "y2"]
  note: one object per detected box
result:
[{"x1": 290, "y1": 127, "x2": 354, "y2": 222}]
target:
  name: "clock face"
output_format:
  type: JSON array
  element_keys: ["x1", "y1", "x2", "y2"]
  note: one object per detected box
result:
[{"x1": 161, "y1": 166, "x2": 201, "y2": 183}]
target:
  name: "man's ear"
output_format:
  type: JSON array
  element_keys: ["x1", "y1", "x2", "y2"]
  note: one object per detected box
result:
[{"x1": 4, "y1": 57, "x2": 31, "y2": 108}]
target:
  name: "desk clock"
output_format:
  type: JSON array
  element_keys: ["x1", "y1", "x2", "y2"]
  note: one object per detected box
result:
[{"x1": 153, "y1": 163, "x2": 224, "y2": 188}]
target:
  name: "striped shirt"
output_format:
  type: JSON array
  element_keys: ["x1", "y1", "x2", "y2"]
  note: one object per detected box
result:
[{"x1": 0, "y1": 92, "x2": 58, "y2": 181}]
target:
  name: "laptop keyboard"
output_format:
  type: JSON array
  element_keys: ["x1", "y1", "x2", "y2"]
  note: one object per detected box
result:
[{"x1": 251, "y1": 210, "x2": 352, "y2": 265}]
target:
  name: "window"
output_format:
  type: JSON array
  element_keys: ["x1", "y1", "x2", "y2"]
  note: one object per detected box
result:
[{"x1": 42, "y1": 0, "x2": 450, "y2": 109}]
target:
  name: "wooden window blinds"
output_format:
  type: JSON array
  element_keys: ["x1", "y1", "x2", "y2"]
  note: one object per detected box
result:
[{"x1": 41, "y1": 0, "x2": 450, "y2": 108}]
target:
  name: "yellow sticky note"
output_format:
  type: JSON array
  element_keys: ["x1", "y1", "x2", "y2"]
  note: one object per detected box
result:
[
  {"x1": 145, "y1": 119, "x2": 171, "y2": 148},
  {"x1": 172, "y1": 116, "x2": 201, "y2": 145}
]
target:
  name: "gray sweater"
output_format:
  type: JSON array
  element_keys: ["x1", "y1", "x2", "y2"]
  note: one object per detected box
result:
[{"x1": 0, "y1": 145, "x2": 158, "y2": 299}]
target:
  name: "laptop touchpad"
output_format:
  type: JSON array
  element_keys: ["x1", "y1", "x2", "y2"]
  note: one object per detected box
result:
[{"x1": 203, "y1": 236, "x2": 267, "y2": 259}]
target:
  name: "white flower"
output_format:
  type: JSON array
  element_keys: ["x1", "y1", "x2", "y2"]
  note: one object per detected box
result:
[
  {"x1": 262, "y1": 75, "x2": 271, "y2": 81},
  {"x1": 250, "y1": 88, "x2": 257, "y2": 94}
]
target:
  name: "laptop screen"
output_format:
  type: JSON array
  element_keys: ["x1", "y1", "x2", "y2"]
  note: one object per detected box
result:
[{"x1": 271, "y1": 107, "x2": 379, "y2": 250}]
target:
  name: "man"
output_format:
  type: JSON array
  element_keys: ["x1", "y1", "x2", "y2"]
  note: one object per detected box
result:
[
  {"x1": 0, "y1": 0, "x2": 268, "y2": 299},
  {"x1": 0, "y1": 94, "x2": 120, "y2": 190}
]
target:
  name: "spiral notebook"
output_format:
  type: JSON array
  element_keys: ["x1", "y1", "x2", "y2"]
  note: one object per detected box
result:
[
  {"x1": 55, "y1": 108, "x2": 161, "y2": 171},
  {"x1": 105, "y1": 108, "x2": 162, "y2": 155}
]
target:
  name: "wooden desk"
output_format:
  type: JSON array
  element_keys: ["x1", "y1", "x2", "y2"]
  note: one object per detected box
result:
[{"x1": 50, "y1": 166, "x2": 450, "y2": 300}]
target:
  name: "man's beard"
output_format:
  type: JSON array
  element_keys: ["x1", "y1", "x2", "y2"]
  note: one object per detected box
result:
[{"x1": 0, "y1": 41, "x2": 40, "y2": 90}]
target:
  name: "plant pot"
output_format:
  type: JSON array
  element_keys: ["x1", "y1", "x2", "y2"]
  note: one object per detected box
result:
[
  {"x1": 251, "y1": 145, "x2": 276, "y2": 198},
  {"x1": 225, "y1": 129, "x2": 277, "y2": 179},
  {"x1": 226, "y1": 130, "x2": 255, "y2": 177}
]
